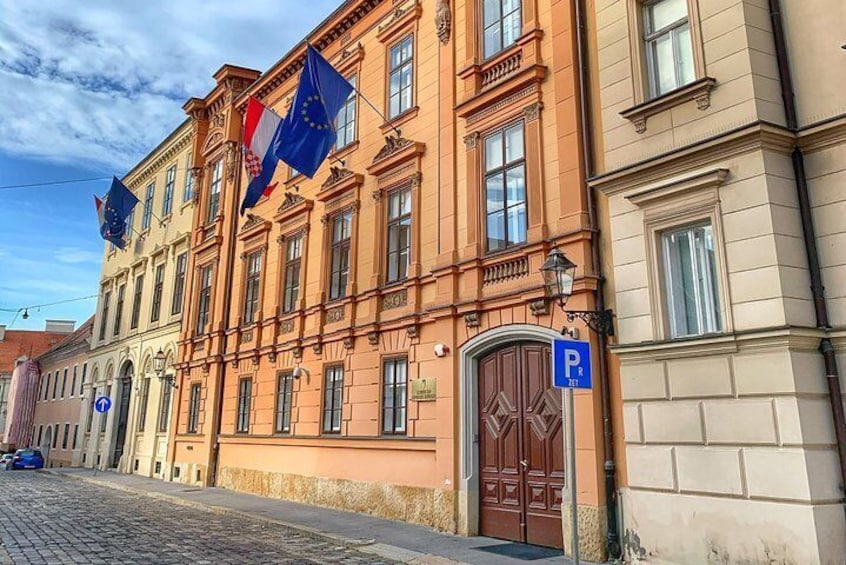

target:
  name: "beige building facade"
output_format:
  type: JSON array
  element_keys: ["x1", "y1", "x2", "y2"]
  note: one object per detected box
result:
[
  {"x1": 81, "y1": 121, "x2": 194, "y2": 477},
  {"x1": 589, "y1": 0, "x2": 846, "y2": 563}
]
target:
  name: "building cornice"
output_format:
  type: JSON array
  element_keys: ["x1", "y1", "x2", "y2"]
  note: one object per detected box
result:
[{"x1": 125, "y1": 127, "x2": 193, "y2": 191}]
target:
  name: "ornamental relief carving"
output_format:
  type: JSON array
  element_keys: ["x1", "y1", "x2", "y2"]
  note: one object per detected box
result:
[
  {"x1": 321, "y1": 166, "x2": 354, "y2": 189},
  {"x1": 325, "y1": 306, "x2": 345, "y2": 323},
  {"x1": 463, "y1": 132, "x2": 480, "y2": 150},
  {"x1": 523, "y1": 102, "x2": 543, "y2": 122},
  {"x1": 435, "y1": 0, "x2": 451, "y2": 44},
  {"x1": 277, "y1": 192, "x2": 304, "y2": 213},
  {"x1": 372, "y1": 135, "x2": 414, "y2": 163},
  {"x1": 225, "y1": 141, "x2": 238, "y2": 182},
  {"x1": 382, "y1": 289, "x2": 408, "y2": 310},
  {"x1": 279, "y1": 319, "x2": 295, "y2": 334}
]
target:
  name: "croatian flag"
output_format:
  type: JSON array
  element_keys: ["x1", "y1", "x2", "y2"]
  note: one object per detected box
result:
[{"x1": 240, "y1": 97, "x2": 283, "y2": 215}]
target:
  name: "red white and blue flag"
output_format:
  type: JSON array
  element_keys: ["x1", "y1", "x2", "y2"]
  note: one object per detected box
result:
[{"x1": 240, "y1": 97, "x2": 283, "y2": 215}]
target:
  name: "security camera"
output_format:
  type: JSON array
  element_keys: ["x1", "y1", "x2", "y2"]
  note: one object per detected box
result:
[
  {"x1": 292, "y1": 367, "x2": 308, "y2": 379},
  {"x1": 433, "y1": 343, "x2": 449, "y2": 358}
]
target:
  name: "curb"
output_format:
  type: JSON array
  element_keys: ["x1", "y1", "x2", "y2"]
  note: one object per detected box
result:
[{"x1": 44, "y1": 470, "x2": 469, "y2": 565}]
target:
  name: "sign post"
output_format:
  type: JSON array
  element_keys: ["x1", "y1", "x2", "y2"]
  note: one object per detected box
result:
[{"x1": 553, "y1": 339, "x2": 592, "y2": 565}]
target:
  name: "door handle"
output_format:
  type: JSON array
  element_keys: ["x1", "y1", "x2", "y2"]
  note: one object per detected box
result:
[{"x1": 520, "y1": 459, "x2": 529, "y2": 469}]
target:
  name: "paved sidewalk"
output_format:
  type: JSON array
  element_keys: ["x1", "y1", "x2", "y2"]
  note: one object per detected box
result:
[{"x1": 47, "y1": 468, "x2": 587, "y2": 565}]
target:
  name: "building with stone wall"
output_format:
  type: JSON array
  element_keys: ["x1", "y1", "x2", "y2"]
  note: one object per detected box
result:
[
  {"x1": 169, "y1": 0, "x2": 617, "y2": 559},
  {"x1": 81, "y1": 120, "x2": 194, "y2": 477},
  {"x1": 588, "y1": 0, "x2": 846, "y2": 562}
]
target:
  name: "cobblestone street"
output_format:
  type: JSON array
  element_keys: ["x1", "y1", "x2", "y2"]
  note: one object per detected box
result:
[{"x1": 0, "y1": 472, "x2": 397, "y2": 564}]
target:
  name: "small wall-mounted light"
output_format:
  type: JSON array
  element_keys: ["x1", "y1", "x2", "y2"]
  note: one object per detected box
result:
[{"x1": 292, "y1": 367, "x2": 309, "y2": 379}]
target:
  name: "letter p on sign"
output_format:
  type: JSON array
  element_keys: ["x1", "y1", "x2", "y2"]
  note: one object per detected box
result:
[{"x1": 553, "y1": 339, "x2": 592, "y2": 389}]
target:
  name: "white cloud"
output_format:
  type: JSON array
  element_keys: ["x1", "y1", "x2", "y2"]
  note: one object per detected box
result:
[
  {"x1": 54, "y1": 247, "x2": 103, "y2": 264},
  {"x1": 0, "y1": 0, "x2": 339, "y2": 170}
]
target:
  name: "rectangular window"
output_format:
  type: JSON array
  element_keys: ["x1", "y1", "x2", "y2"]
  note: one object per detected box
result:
[
  {"x1": 644, "y1": 0, "x2": 695, "y2": 98},
  {"x1": 62, "y1": 423, "x2": 70, "y2": 450},
  {"x1": 243, "y1": 251, "x2": 263, "y2": 325},
  {"x1": 322, "y1": 366, "x2": 344, "y2": 434},
  {"x1": 187, "y1": 384, "x2": 201, "y2": 434},
  {"x1": 171, "y1": 252, "x2": 187, "y2": 315},
  {"x1": 43, "y1": 373, "x2": 50, "y2": 401},
  {"x1": 36, "y1": 425, "x2": 43, "y2": 446},
  {"x1": 196, "y1": 265, "x2": 213, "y2": 334},
  {"x1": 282, "y1": 235, "x2": 303, "y2": 313},
  {"x1": 157, "y1": 380, "x2": 172, "y2": 433},
  {"x1": 382, "y1": 358, "x2": 408, "y2": 434},
  {"x1": 130, "y1": 275, "x2": 144, "y2": 330},
  {"x1": 483, "y1": 0, "x2": 522, "y2": 58},
  {"x1": 207, "y1": 159, "x2": 223, "y2": 223},
  {"x1": 388, "y1": 35, "x2": 414, "y2": 119},
  {"x1": 335, "y1": 75, "x2": 357, "y2": 150},
  {"x1": 275, "y1": 372, "x2": 294, "y2": 434},
  {"x1": 329, "y1": 212, "x2": 352, "y2": 300},
  {"x1": 53, "y1": 423, "x2": 59, "y2": 449},
  {"x1": 52, "y1": 371, "x2": 58, "y2": 400},
  {"x1": 236, "y1": 378, "x2": 252, "y2": 433},
  {"x1": 163, "y1": 165, "x2": 176, "y2": 216},
  {"x1": 183, "y1": 152, "x2": 194, "y2": 202},
  {"x1": 137, "y1": 377, "x2": 150, "y2": 432},
  {"x1": 70, "y1": 365, "x2": 77, "y2": 397},
  {"x1": 150, "y1": 263, "x2": 165, "y2": 323},
  {"x1": 386, "y1": 188, "x2": 411, "y2": 283},
  {"x1": 484, "y1": 122, "x2": 526, "y2": 252},
  {"x1": 142, "y1": 183, "x2": 154, "y2": 230},
  {"x1": 125, "y1": 207, "x2": 135, "y2": 238},
  {"x1": 80, "y1": 363, "x2": 87, "y2": 396},
  {"x1": 99, "y1": 290, "x2": 111, "y2": 341},
  {"x1": 72, "y1": 424, "x2": 79, "y2": 450},
  {"x1": 86, "y1": 391, "x2": 96, "y2": 433},
  {"x1": 113, "y1": 285, "x2": 125, "y2": 336},
  {"x1": 662, "y1": 223, "x2": 721, "y2": 338},
  {"x1": 60, "y1": 368, "x2": 67, "y2": 398}
]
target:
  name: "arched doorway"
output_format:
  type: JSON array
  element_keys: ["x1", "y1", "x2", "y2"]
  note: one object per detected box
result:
[
  {"x1": 110, "y1": 362, "x2": 133, "y2": 468},
  {"x1": 459, "y1": 325, "x2": 566, "y2": 549}
]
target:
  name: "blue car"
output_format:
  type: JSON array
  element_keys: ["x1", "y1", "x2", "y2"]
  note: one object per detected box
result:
[{"x1": 12, "y1": 448, "x2": 44, "y2": 470}]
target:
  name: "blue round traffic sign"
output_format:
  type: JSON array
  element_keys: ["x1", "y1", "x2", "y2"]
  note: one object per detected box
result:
[{"x1": 94, "y1": 395, "x2": 112, "y2": 413}]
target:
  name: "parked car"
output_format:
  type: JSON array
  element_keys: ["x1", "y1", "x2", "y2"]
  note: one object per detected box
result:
[
  {"x1": 11, "y1": 449, "x2": 44, "y2": 470},
  {"x1": 0, "y1": 453, "x2": 13, "y2": 470}
]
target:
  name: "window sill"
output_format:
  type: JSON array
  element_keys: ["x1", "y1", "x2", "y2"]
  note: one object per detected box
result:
[
  {"x1": 380, "y1": 106, "x2": 419, "y2": 135},
  {"x1": 620, "y1": 77, "x2": 716, "y2": 134}
]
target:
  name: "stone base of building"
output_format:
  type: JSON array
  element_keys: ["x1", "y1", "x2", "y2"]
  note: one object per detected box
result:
[
  {"x1": 170, "y1": 462, "x2": 208, "y2": 486},
  {"x1": 561, "y1": 502, "x2": 607, "y2": 563},
  {"x1": 621, "y1": 488, "x2": 846, "y2": 564},
  {"x1": 217, "y1": 466, "x2": 457, "y2": 532}
]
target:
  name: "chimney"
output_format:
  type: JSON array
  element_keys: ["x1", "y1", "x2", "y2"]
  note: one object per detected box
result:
[
  {"x1": 0, "y1": 325, "x2": 5, "y2": 342},
  {"x1": 44, "y1": 320, "x2": 75, "y2": 333}
]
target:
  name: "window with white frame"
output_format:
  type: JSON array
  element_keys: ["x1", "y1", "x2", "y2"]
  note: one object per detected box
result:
[
  {"x1": 322, "y1": 366, "x2": 344, "y2": 434},
  {"x1": 163, "y1": 165, "x2": 176, "y2": 216},
  {"x1": 142, "y1": 183, "x2": 154, "y2": 230},
  {"x1": 196, "y1": 264, "x2": 213, "y2": 335},
  {"x1": 643, "y1": 0, "x2": 695, "y2": 98},
  {"x1": 329, "y1": 211, "x2": 352, "y2": 300},
  {"x1": 484, "y1": 122, "x2": 527, "y2": 252},
  {"x1": 282, "y1": 235, "x2": 302, "y2": 313},
  {"x1": 275, "y1": 372, "x2": 294, "y2": 434},
  {"x1": 183, "y1": 152, "x2": 194, "y2": 202},
  {"x1": 207, "y1": 159, "x2": 223, "y2": 222},
  {"x1": 243, "y1": 250, "x2": 262, "y2": 325},
  {"x1": 662, "y1": 223, "x2": 721, "y2": 338},
  {"x1": 382, "y1": 357, "x2": 407, "y2": 435},
  {"x1": 483, "y1": 0, "x2": 522, "y2": 59},
  {"x1": 386, "y1": 188, "x2": 411, "y2": 283},
  {"x1": 388, "y1": 35, "x2": 414, "y2": 119},
  {"x1": 335, "y1": 75, "x2": 357, "y2": 150}
]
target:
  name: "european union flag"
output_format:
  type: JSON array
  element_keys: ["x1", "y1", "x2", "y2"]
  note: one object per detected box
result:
[
  {"x1": 273, "y1": 44, "x2": 354, "y2": 179},
  {"x1": 96, "y1": 177, "x2": 140, "y2": 250}
]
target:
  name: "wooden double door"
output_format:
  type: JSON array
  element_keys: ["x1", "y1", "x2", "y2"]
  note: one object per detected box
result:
[{"x1": 479, "y1": 343, "x2": 564, "y2": 549}]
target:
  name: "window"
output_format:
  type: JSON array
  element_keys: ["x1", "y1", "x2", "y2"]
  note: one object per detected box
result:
[
  {"x1": 382, "y1": 358, "x2": 408, "y2": 434},
  {"x1": 137, "y1": 377, "x2": 150, "y2": 432},
  {"x1": 483, "y1": 0, "x2": 522, "y2": 58},
  {"x1": 150, "y1": 263, "x2": 165, "y2": 323},
  {"x1": 142, "y1": 183, "x2": 154, "y2": 230},
  {"x1": 36, "y1": 425, "x2": 43, "y2": 446},
  {"x1": 236, "y1": 378, "x2": 252, "y2": 433},
  {"x1": 388, "y1": 35, "x2": 414, "y2": 119},
  {"x1": 62, "y1": 423, "x2": 70, "y2": 449},
  {"x1": 275, "y1": 372, "x2": 294, "y2": 434},
  {"x1": 662, "y1": 223, "x2": 721, "y2": 338},
  {"x1": 335, "y1": 75, "x2": 357, "y2": 150},
  {"x1": 282, "y1": 235, "x2": 302, "y2": 313},
  {"x1": 70, "y1": 365, "x2": 77, "y2": 397},
  {"x1": 60, "y1": 368, "x2": 67, "y2": 398},
  {"x1": 183, "y1": 152, "x2": 194, "y2": 202},
  {"x1": 125, "y1": 207, "x2": 135, "y2": 238},
  {"x1": 207, "y1": 159, "x2": 223, "y2": 222},
  {"x1": 157, "y1": 380, "x2": 172, "y2": 433},
  {"x1": 171, "y1": 252, "x2": 187, "y2": 315},
  {"x1": 80, "y1": 363, "x2": 87, "y2": 396},
  {"x1": 101, "y1": 386, "x2": 111, "y2": 433},
  {"x1": 187, "y1": 384, "x2": 201, "y2": 434},
  {"x1": 52, "y1": 371, "x2": 58, "y2": 400},
  {"x1": 196, "y1": 265, "x2": 213, "y2": 334},
  {"x1": 322, "y1": 366, "x2": 344, "y2": 434},
  {"x1": 72, "y1": 424, "x2": 79, "y2": 450},
  {"x1": 52, "y1": 423, "x2": 59, "y2": 449},
  {"x1": 86, "y1": 391, "x2": 95, "y2": 433},
  {"x1": 130, "y1": 275, "x2": 144, "y2": 330},
  {"x1": 643, "y1": 0, "x2": 695, "y2": 97},
  {"x1": 484, "y1": 122, "x2": 527, "y2": 252},
  {"x1": 329, "y1": 212, "x2": 352, "y2": 300},
  {"x1": 163, "y1": 165, "x2": 176, "y2": 216},
  {"x1": 113, "y1": 285, "x2": 125, "y2": 336},
  {"x1": 243, "y1": 251, "x2": 263, "y2": 325},
  {"x1": 99, "y1": 291, "x2": 111, "y2": 341},
  {"x1": 386, "y1": 188, "x2": 411, "y2": 283},
  {"x1": 43, "y1": 373, "x2": 50, "y2": 401}
]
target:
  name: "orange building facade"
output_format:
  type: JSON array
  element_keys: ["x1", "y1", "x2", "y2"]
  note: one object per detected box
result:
[{"x1": 169, "y1": 0, "x2": 617, "y2": 559}]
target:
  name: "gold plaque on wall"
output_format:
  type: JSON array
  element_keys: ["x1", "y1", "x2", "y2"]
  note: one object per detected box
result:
[{"x1": 411, "y1": 378, "x2": 437, "y2": 401}]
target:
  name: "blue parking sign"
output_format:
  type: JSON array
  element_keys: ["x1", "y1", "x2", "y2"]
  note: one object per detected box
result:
[{"x1": 553, "y1": 340, "x2": 592, "y2": 389}]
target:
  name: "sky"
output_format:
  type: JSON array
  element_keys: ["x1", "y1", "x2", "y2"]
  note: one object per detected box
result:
[{"x1": 0, "y1": 0, "x2": 339, "y2": 331}]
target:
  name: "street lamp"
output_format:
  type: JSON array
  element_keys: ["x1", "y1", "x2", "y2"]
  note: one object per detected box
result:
[
  {"x1": 153, "y1": 348, "x2": 177, "y2": 388},
  {"x1": 540, "y1": 247, "x2": 615, "y2": 336}
]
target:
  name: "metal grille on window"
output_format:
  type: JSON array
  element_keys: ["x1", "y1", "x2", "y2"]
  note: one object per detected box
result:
[
  {"x1": 485, "y1": 122, "x2": 527, "y2": 252},
  {"x1": 243, "y1": 251, "x2": 262, "y2": 324},
  {"x1": 382, "y1": 358, "x2": 408, "y2": 435},
  {"x1": 323, "y1": 366, "x2": 344, "y2": 434},
  {"x1": 283, "y1": 236, "x2": 302, "y2": 313},
  {"x1": 386, "y1": 188, "x2": 411, "y2": 283},
  {"x1": 275, "y1": 372, "x2": 294, "y2": 434},
  {"x1": 388, "y1": 36, "x2": 413, "y2": 119},
  {"x1": 483, "y1": 0, "x2": 522, "y2": 58},
  {"x1": 330, "y1": 212, "x2": 352, "y2": 300},
  {"x1": 643, "y1": 0, "x2": 695, "y2": 97}
]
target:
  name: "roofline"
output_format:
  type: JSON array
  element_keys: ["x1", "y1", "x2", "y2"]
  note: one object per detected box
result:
[{"x1": 121, "y1": 118, "x2": 192, "y2": 183}]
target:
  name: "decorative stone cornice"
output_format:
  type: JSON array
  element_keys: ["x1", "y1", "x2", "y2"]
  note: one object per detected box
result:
[
  {"x1": 126, "y1": 129, "x2": 192, "y2": 191},
  {"x1": 620, "y1": 77, "x2": 717, "y2": 134},
  {"x1": 523, "y1": 102, "x2": 543, "y2": 122},
  {"x1": 463, "y1": 132, "x2": 480, "y2": 150}
]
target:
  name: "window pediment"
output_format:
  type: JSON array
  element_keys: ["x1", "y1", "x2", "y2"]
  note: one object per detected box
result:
[
  {"x1": 274, "y1": 193, "x2": 313, "y2": 224},
  {"x1": 626, "y1": 167, "x2": 728, "y2": 211},
  {"x1": 238, "y1": 213, "x2": 271, "y2": 242},
  {"x1": 316, "y1": 166, "x2": 364, "y2": 202},
  {"x1": 367, "y1": 136, "x2": 426, "y2": 177}
]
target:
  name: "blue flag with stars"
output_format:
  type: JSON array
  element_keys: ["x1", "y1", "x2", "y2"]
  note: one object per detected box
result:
[
  {"x1": 95, "y1": 177, "x2": 139, "y2": 250},
  {"x1": 273, "y1": 44, "x2": 354, "y2": 179}
]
